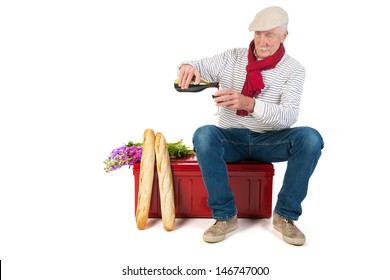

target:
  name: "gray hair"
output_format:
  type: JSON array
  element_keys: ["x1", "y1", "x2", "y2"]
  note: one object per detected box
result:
[{"x1": 279, "y1": 24, "x2": 288, "y2": 35}]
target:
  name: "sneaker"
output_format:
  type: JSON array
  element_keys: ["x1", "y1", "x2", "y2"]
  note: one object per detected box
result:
[
  {"x1": 273, "y1": 211, "x2": 306, "y2": 246},
  {"x1": 203, "y1": 215, "x2": 238, "y2": 243}
]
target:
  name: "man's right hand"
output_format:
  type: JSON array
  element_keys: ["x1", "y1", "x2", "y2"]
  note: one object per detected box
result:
[{"x1": 178, "y1": 64, "x2": 201, "y2": 89}]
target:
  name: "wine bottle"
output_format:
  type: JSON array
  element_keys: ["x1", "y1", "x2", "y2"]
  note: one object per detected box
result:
[{"x1": 174, "y1": 78, "x2": 219, "y2": 92}]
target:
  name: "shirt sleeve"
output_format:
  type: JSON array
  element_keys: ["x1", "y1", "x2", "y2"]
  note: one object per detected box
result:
[{"x1": 179, "y1": 49, "x2": 232, "y2": 83}]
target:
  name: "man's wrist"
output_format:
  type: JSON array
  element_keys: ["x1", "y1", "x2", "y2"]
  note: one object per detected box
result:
[{"x1": 248, "y1": 98, "x2": 256, "y2": 113}]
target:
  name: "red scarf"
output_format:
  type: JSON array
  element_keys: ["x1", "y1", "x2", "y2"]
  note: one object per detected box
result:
[{"x1": 236, "y1": 40, "x2": 285, "y2": 116}]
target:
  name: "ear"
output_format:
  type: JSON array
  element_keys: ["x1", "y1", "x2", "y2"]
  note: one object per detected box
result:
[{"x1": 281, "y1": 30, "x2": 288, "y2": 43}]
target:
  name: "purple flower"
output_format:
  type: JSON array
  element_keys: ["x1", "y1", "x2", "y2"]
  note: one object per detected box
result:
[{"x1": 104, "y1": 145, "x2": 142, "y2": 173}]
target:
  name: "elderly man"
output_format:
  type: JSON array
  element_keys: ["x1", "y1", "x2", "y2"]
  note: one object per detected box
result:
[{"x1": 177, "y1": 6, "x2": 324, "y2": 245}]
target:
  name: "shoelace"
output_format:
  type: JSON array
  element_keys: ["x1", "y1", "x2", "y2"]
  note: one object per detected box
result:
[{"x1": 282, "y1": 218, "x2": 296, "y2": 227}]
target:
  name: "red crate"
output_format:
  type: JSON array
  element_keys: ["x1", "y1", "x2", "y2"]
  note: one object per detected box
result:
[{"x1": 132, "y1": 158, "x2": 274, "y2": 218}]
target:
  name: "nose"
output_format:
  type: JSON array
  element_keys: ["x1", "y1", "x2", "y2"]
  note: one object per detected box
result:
[{"x1": 255, "y1": 34, "x2": 267, "y2": 46}]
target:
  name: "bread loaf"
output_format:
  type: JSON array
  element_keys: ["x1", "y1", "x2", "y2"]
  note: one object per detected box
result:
[
  {"x1": 155, "y1": 132, "x2": 175, "y2": 231},
  {"x1": 135, "y1": 128, "x2": 155, "y2": 230}
]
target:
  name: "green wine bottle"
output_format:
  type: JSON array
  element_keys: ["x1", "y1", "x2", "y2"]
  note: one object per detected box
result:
[{"x1": 174, "y1": 78, "x2": 219, "y2": 92}]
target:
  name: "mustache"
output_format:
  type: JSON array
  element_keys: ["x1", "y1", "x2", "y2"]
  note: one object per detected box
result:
[{"x1": 257, "y1": 46, "x2": 270, "y2": 51}]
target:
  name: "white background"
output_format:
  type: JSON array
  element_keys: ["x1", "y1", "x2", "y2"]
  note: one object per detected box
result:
[{"x1": 1, "y1": 0, "x2": 389, "y2": 279}]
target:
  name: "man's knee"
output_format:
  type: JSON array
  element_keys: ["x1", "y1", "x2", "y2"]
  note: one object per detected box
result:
[
  {"x1": 298, "y1": 127, "x2": 324, "y2": 153},
  {"x1": 193, "y1": 125, "x2": 218, "y2": 152}
]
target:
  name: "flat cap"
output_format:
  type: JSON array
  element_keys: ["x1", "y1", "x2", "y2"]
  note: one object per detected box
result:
[{"x1": 248, "y1": 6, "x2": 288, "y2": 32}]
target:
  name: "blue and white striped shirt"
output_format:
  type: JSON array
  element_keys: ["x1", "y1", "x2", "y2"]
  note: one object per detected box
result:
[{"x1": 182, "y1": 48, "x2": 305, "y2": 133}]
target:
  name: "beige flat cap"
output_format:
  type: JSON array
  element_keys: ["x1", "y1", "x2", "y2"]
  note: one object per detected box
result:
[{"x1": 248, "y1": 6, "x2": 288, "y2": 31}]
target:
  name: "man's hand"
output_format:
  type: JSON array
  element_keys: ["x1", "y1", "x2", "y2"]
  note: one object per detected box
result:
[
  {"x1": 178, "y1": 64, "x2": 201, "y2": 89},
  {"x1": 213, "y1": 89, "x2": 255, "y2": 113}
]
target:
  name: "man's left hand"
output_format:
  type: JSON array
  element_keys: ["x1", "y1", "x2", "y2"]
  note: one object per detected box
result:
[{"x1": 213, "y1": 89, "x2": 255, "y2": 113}]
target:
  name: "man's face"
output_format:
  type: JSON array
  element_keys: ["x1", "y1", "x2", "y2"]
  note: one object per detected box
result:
[{"x1": 254, "y1": 26, "x2": 287, "y2": 59}]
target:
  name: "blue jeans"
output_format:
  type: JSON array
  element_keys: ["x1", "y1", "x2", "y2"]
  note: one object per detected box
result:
[{"x1": 192, "y1": 125, "x2": 324, "y2": 221}]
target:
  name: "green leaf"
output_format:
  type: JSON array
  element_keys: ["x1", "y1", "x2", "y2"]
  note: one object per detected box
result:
[
  {"x1": 126, "y1": 141, "x2": 142, "y2": 147},
  {"x1": 167, "y1": 139, "x2": 195, "y2": 159}
]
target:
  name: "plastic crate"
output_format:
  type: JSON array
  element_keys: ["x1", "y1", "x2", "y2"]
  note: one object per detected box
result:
[{"x1": 132, "y1": 158, "x2": 274, "y2": 218}]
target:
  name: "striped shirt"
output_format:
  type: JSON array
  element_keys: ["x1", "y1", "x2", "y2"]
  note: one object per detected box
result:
[{"x1": 182, "y1": 48, "x2": 305, "y2": 133}]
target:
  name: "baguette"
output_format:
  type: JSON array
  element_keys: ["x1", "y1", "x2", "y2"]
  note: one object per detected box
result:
[
  {"x1": 155, "y1": 132, "x2": 175, "y2": 231},
  {"x1": 135, "y1": 128, "x2": 156, "y2": 230}
]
